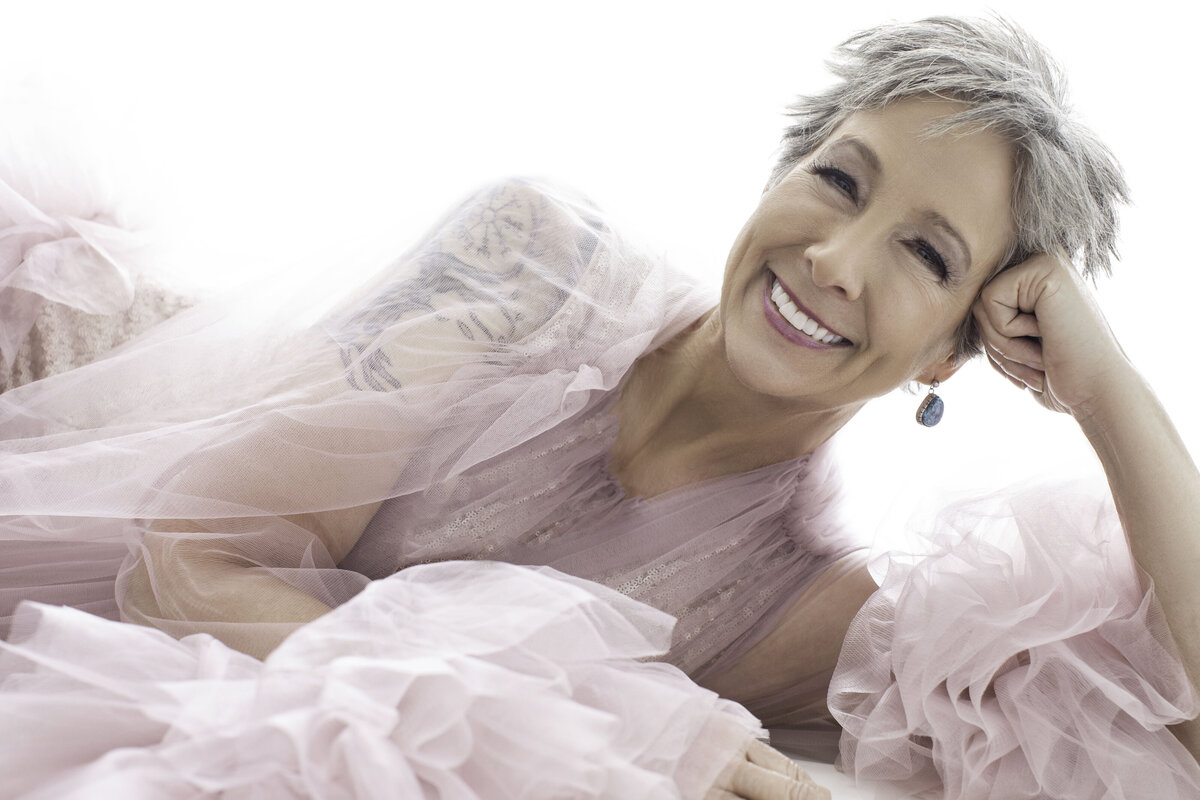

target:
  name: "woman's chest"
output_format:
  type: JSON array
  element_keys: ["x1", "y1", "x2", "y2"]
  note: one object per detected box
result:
[{"x1": 342, "y1": 394, "x2": 630, "y2": 577}]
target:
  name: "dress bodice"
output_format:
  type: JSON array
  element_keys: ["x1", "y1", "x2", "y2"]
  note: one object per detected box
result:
[{"x1": 344, "y1": 377, "x2": 861, "y2": 679}]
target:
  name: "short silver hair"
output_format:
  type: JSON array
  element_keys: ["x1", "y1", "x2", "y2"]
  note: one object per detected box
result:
[{"x1": 770, "y1": 16, "x2": 1128, "y2": 360}]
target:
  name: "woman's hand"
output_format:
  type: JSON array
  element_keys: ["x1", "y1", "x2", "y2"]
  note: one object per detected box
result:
[
  {"x1": 705, "y1": 739, "x2": 831, "y2": 800},
  {"x1": 972, "y1": 251, "x2": 1131, "y2": 418}
]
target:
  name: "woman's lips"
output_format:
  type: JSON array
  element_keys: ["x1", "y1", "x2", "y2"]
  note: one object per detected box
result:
[
  {"x1": 771, "y1": 272, "x2": 848, "y2": 339},
  {"x1": 762, "y1": 271, "x2": 852, "y2": 348}
]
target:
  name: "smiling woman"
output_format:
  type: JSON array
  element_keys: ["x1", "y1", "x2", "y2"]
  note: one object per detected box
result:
[
  {"x1": 718, "y1": 98, "x2": 1016, "y2": 418},
  {"x1": 1, "y1": 8, "x2": 1198, "y2": 800},
  {"x1": 608, "y1": 96, "x2": 1018, "y2": 495}
]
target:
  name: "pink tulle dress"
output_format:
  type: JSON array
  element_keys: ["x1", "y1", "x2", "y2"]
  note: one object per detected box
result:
[{"x1": 1, "y1": 174, "x2": 1198, "y2": 798}]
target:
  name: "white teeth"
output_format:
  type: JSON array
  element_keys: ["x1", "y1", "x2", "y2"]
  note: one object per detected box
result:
[{"x1": 770, "y1": 279, "x2": 845, "y2": 344}]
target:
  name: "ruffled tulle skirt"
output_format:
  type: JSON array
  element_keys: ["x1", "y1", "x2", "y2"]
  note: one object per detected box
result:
[{"x1": 0, "y1": 561, "x2": 760, "y2": 799}]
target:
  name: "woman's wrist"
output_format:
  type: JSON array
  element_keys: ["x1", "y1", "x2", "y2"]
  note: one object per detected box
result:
[{"x1": 1068, "y1": 356, "x2": 1147, "y2": 442}]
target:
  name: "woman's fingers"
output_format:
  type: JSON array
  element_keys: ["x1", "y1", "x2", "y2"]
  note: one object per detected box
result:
[
  {"x1": 707, "y1": 738, "x2": 832, "y2": 800},
  {"x1": 986, "y1": 347, "x2": 1045, "y2": 393},
  {"x1": 727, "y1": 740, "x2": 831, "y2": 800},
  {"x1": 985, "y1": 351, "x2": 1029, "y2": 391},
  {"x1": 976, "y1": 286, "x2": 1070, "y2": 410},
  {"x1": 988, "y1": 334, "x2": 1044, "y2": 371},
  {"x1": 974, "y1": 300, "x2": 1044, "y2": 371},
  {"x1": 974, "y1": 274, "x2": 1042, "y2": 337},
  {"x1": 730, "y1": 761, "x2": 831, "y2": 800},
  {"x1": 745, "y1": 739, "x2": 815, "y2": 779},
  {"x1": 986, "y1": 347, "x2": 1071, "y2": 413}
]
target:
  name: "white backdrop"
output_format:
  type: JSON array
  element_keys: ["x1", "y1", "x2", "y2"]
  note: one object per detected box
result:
[{"x1": 4, "y1": 0, "x2": 1196, "y2": 544}]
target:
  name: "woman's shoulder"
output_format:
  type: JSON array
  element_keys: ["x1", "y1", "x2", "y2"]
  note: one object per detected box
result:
[
  {"x1": 337, "y1": 177, "x2": 616, "y2": 324},
  {"x1": 325, "y1": 177, "x2": 673, "y2": 392},
  {"x1": 418, "y1": 177, "x2": 610, "y2": 276}
]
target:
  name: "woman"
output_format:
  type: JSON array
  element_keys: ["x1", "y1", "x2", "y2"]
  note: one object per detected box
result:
[{"x1": 1, "y1": 15, "x2": 1197, "y2": 799}]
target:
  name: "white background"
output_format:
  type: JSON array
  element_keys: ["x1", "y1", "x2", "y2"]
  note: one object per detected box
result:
[{"x1": 4, "y1": 0, "x2": 1196, "y2": 544}]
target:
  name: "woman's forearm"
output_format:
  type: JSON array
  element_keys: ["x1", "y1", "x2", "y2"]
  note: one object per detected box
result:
[
  {"x1": 1075, "y1": 363, "x2": 1200, "y2": 755},
  {"x1": 121, "y1": 499, "x2": 383, "y2": 659},
  {"x1": 123, "y1": 529, "x2": 335, "y2": 660}
]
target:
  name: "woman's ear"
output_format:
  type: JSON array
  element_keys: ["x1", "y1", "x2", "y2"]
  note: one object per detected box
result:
[{"x1": 916, "y1": 350, "x2": 965, "y2": 386}]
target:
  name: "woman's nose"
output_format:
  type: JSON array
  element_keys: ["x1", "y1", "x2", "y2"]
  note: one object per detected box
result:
[{"x1": 806, "y1": 230, "x2": 868, "y2": 301}]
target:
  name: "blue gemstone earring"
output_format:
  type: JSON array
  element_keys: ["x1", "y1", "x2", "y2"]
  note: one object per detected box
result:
[{"x1": 916, "y1": 380, "x2": 944, "y2": 427}]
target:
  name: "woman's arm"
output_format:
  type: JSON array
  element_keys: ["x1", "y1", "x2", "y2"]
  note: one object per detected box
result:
[
  {"x1": 123, "y1": 505, "x2": 382, "y2": 660},
  {"x1": 698, "y1": 554, "x2": 873, "y2": 800},
  {"x1": 119, "y1": 180, "x2": 585, "y2": 659},
  {"x1": 119, "y1": 407, "x2": 397, "y2": 658},
  {"x1": 1080, "y1": 367, "x2": 1200, "y2": 753},
  {"x1": 975, "y1": 252, "x2": 1200, "y2": 759},
  {"x1": 700, "y1": 552, "x2": 877, "y2": 713},
  {"x1": 1070, "y1": 366, "x2": 1200, "y2": 754}
]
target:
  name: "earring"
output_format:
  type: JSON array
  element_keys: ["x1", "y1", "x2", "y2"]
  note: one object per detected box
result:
[{"x1": 915, "y1": 380, "x2": 944, "y2": 427}]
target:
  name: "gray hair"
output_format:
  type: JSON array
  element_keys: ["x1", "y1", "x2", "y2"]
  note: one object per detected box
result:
[{"x1": 770, "y1": 16, "x2": 1128, "y2": 361}]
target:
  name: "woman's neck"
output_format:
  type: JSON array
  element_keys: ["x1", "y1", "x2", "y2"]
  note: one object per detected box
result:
[{"x1": 609, "y1": 307, "x2": 860, "y2": 498}]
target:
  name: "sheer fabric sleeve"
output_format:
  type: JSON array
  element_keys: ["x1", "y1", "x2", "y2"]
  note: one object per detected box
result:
[
  {"x1": 0, "y1": 163, "x2": 760, "y2": 796},
  {"x1": 830, "y1": 481, "x2": 1200, "y2": 798},
  {"x1": 1, "y1": 178, "x2": 687, "y2": 653}
]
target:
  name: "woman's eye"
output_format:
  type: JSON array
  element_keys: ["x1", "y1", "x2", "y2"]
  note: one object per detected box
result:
[
  {"x1": 908, "y1": 239, "x2": 950, "y2": 280},
  {"x1": 812, "y1": 165, "x2": 859, "y2": 203}
]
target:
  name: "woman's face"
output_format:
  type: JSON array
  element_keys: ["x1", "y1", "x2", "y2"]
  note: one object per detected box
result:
[{"x1": 719, "y1": 97, "x2": 1015, "y2": 411}]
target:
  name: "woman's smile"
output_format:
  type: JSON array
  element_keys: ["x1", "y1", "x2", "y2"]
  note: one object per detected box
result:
[{"x1": 762, "y1": 269, "x2": 851, "y2": 349}]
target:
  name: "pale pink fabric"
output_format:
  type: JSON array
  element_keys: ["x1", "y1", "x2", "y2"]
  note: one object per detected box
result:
[
  {"x1": 0, "y1": 143, "x2": 154, "y2": 377},
  {"x1": 2, "y1": 561, "x2": 760, "y2": 799},
  {"x1": 831, "y1": 482, "x2": 1200, "y2": 798},
  {"x1": 341, "y1": 378, "x2": 857, "y2": 680},
  {"x1": 0, "y1": 179, "x2": 860, "y2": 677},
  {"x1": 0, "y1": 177, "x2": 845, "y2": 796},
  {"x1": 2, "y1": 169, "x2": 1198, "y2": 798}
]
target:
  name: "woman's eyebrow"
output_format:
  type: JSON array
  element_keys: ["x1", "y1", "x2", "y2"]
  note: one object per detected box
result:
[{"x1": 828, "y1": 137, "x2": 882, "y2": 174}]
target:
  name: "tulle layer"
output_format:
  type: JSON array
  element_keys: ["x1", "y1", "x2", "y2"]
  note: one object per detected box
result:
[
  {"x1": 0, "y1": 560, "x2": 761, "y2": 799},
  {"x1": 830, "y1": 481, "x2": 1200, "y2": 798},
  {"x1": 0, "y1": 179, "x2": 714, "y2": 653},
  {"x1": 0, "y1": 140, "x2": 159, "y2": 379}
]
